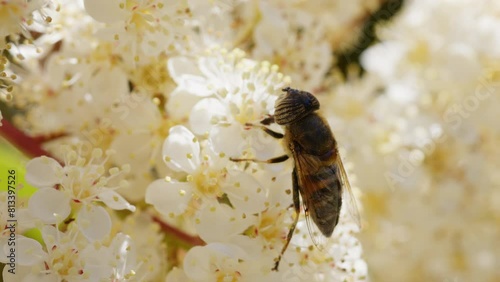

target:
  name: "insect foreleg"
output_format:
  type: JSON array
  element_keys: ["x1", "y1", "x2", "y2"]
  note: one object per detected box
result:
[
  {"x1": 230, "y1": 155, "x2": 289, "y2": 163},
  {"x1": 244, "y1": 122, "x2": 283, "y2": 139},
  {"x1": 260, "y1": 115, "x2": 275, "y2": 126},
  {"x1": 273, "y1": 168, "x2": 300, "y2": 271}
]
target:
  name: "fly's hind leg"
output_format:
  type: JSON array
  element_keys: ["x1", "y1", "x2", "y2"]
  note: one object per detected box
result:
[{"x1": 272, "y1": 168, "x2": 300, "y2": 271}]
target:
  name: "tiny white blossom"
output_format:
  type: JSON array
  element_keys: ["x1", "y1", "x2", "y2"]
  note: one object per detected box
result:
[
  {"x1": 146, "y1": 125, "x2": 267, "y2": 218},
  {"x1": 168, "y1": 48, "x2": 290, "y2": 158},
  {"x1": 25, "y1": 147, "x2": 134, "y2": 240}
]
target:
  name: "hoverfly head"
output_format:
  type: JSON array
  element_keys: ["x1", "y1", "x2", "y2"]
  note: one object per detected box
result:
[{"x1": 274, "y1": 87, "x2": 320, "y2": 125}]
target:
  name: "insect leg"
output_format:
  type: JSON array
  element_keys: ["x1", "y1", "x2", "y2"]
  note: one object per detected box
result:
[
  {"x1": 260, "y1": 115, "x2": 275, "y2": 126},
  {"x1": 244, "y1": 121, "x2": 283, "y2": 139},
  {"x1": 273, "y1": 168, "x2": 300, "y2": 271},
  {"x1": 230, "y1": 155, "x2": 289, "y2": 163}
]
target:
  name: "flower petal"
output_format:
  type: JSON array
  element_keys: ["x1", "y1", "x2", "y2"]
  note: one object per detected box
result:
[
  {"x1": 25, "y1": 156, "x2": 62, "y2": 188},
  {"x1": 83, "y1": 0, "x2": 126, "y2": 23},
  {"x1": 0, "y1": 236, "x2": 45, "y2": 266},
  {"x1": 224, "y1": 171, "x2": 267, "y2": 214},
  {"x1": 189, "y1": 98, "x2": 226, "y2": 135},
  {"x1": 196, "y1": 204, "x2": 253, "y2": 243},
  {"x1": 168, "y1": 57, "x2": 202, "y2": 84},
  {"x1": 166, "y1": 267, "x2": 190, "y2": 282},
  {"x1": 109, "y1": 233, "x2": 137, "y2": 279},
  {"x1": 209, "y1": 123, "x2": 246, "y2": 157},
  {"x1": 28, "y1": 188, "x2": 70, "y2": 224},
  {"x1": 77, "y1": 205, "x2": 111, "y2": 242},
  {"x1": 177, "y1": 74, "x2": 212, "y2": 97},
  {"x1": 163, "y1": 125, "x2": 201, "y2": 173},
  {"x1": 184, "y1": 243, "x2": 248, "y2": 281},
  {"x1": 166, "y1": 88, "x2": 202, "y2": 121},
  {"x1": 98, "y1": 190, "x2": 136, "y2": 211},
  {"x1": 3, "y1": 265, "x2": 58, "y2": 282},
  {"x1": 145, "y1": 180, "x2": 193, "y2": 216}
]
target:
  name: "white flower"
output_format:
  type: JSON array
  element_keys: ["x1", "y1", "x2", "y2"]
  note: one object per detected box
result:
[
  {"x1": 20, "y1": 50, "x2": 130, "y2": 136},
  {"x1": 84, "y1": 0, "x2": 191, "y2": 63},
  {"x1": 167, "y1": 48, "x2": 290, "y2": 157},
  {"x1": 0, "y1": 0, "x2": 46, "y2": 48},
  {"x1": 109, "y1": 95, "x2": 173, "y2": 202},
  {"x1": 360, "y1": 0, "x2": 500, "y2": 104},
  {"x1": 146, "y1": 125, "x2": 267, "y2": 218},
  {"x1": 113, "y1": 212, "x2": 168, "y2": 281},
  {"x1": 25, "y1": 148, "x2": 134, "y2": 240},
  {"x1": 1, "y1": 226, "x2": 138, "y2": 282},
  {"x1": 252, "y1": 1, "x2": 332, "y2": 92},
  {"x1": 179, "y1": 243, "x2": 268, "y2": 282},
  {"x1": 30, "y1": 0, "x2": 102, "y2": 54}
]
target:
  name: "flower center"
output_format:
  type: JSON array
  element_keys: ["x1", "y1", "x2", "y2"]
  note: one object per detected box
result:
[
  {"x1": 48, "y1": 245, "x2": 83, "y2": 278},
  {"x1": 215, "y1": 269, "x2": 241, "y2": 282},
  {"x1": 190, "y1": 165, "x2": 226, "y2": 198}
]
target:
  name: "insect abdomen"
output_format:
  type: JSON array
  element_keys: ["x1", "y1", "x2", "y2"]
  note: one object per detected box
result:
[{"x1": 307, "y1": 165, "x2": 342, "y2": 237}]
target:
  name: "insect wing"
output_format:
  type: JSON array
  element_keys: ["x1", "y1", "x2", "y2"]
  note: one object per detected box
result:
[
  {"x1": 303, "y1": 199, "x2": 327, "y2": 250},
  {"x1": 336, "y1": 156, "x2": 361, "y2": 229},
  {"x1": 293, "y1": 152, "x2": 328, "y2": 250}
]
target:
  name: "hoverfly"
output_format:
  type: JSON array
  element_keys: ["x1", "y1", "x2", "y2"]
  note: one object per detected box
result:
[{"x1": 231, "y1": 87, "x2": 361, "y2": 271}]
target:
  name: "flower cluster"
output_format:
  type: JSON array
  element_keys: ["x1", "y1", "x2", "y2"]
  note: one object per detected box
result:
[
  {"x1": 1, "y1": 1, "x2": 372, "y2": 280},
  {"x1": 0, "y1": 147, "x2": 166, "y2": 281},
  {"x1": 4, "y1": 0, "x2": 499, "y2": 282}
]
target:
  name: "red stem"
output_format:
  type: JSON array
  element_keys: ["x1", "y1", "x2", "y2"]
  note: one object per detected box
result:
[
  {"x1": 0, "y1": 119, "x2": 52, "y2": 158},
  {"x1": 152, "y1": 215, "x2": 205, "y2": 246}
]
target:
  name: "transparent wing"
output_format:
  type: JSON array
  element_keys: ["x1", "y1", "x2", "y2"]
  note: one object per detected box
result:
[
  {"x1": 302, "y1": 199, "x2": 326, "y2": 251},
  {"x1": 293, "y1": 152, "x2": 328, "y2": 250},
  {"x1": 336, "y1": 156, "x2": 362, "y2": 229}
]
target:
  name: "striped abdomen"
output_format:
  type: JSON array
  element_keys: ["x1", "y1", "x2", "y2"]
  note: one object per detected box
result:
[{"x1": 303, "y1": 163, "x2": 342, "y2": 237}]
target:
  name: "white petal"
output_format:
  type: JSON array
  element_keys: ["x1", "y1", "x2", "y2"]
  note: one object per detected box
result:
[
  {"x1": 145, "y1": 180, "x2": 193, "y2": 216},
  {"x1": 40, "y1": 225, "x2": 62, "y2": 246},
  {"x1": 224, "y1": 171, "x2": 267, "y2": 214},
  {"x1": 98, "y1": 190, "x2": 135, "y2": 211},
  {"x1": 90, "y1": 67, "x2": 129, "y2": 102},
  {"x1": 25, "y1": 156, "x2": 62, "y2": 187},
  {"x1": 184, "y1": 243, "x2": 248, "y2": 281},
  {"x1": 3, "y1": 265, "x2": 58, "y2": 282},
  {"x1": 163, "y1": 125, "x2": 201, "y2": 173},
  {"x1": 196, "y1": 204, "x2": 253, "y2": 243},
  {"x1": 189, "y1": 98, "x2": 227, "y2": 135},
  {"x1": 84, "y1": 0, "x2": 126, "y2": 23},
  {"x1": 77, "y1": 205, "x2": 111, "y2": 241},
  {"x1": 183, "y1": 246, "x2": 213, "y2": 281},
  {"x1": 81, "y1": 242, "x2": 114, "y2": 280},
  {"x1": 166, "y1": 267, "x2": 191, "y2": 282},
  {"x1": 168, "y1": 57, "x2": 202, "y2": 84},
  {"x1": 28, "y1": 188, "x2": 70, "y2": 224},
  {"x1": 209, "y1": 124, "x2": 246, "y2": 157},
  {"x1": 177, "y1": 74, "x2": 212, "y2": 97},
  {"x1": 166, "y1": 88, "x2": 202, "y2": 120},
  {"x1": 109, "y1": 233, "x2": 137, "y2": 279},
  {"x1": 0, "y1": 236, "x2": 45, "y2": 266}
]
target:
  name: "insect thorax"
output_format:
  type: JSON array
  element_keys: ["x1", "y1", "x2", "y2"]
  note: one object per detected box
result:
[{"x1": 286, "y1": 113, "x2": 337, "y2": 157}]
